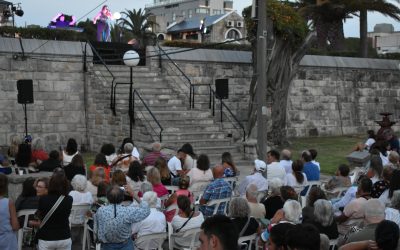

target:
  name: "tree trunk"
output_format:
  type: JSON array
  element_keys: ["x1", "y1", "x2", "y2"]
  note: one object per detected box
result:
[
  {"x1": 327, "y1": 19, "x2": 345, "y2": 51},
  {"x1": 359, "y1": 9, "x2": 368, "y2": 57}
]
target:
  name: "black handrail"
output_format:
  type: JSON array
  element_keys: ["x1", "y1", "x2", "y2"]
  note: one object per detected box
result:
[
  {"x1": 157, "y1": 44, "x2": 194, "y2": 109},
  {"x1": 85, "y1": 41, "x2": 117, "y2": 115},
  {"x1": 133, "y1": 89, "x2": 164, "y2": 142},
  {"x1": 208, "y1": 85, "x2": 246, "y2": 142}
]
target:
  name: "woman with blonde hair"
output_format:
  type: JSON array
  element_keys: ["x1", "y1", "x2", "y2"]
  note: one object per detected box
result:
[
  {"x1": 85, "y1": 167, "x2": 105, "y2": 200},
  {"x1": 147, "y1": 167, "x2": 168, "y2": 197},
  {"x1": 154, "y1": 157, "x2": 171, "y2": 185},
  {"x1": 7, "y1": 135, "x2": 21, "y2": 160}
]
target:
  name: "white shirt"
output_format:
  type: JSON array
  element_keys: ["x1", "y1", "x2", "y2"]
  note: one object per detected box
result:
[
  {"x1": 280, "y1": 160, "x2": 293, "y2": 174},
  {"x1": 264, "y1": 162, "x2": 286, "y2": 182},
  {"x1": 285, "y1": 173, "x2": 308, "y2": 191},
  {"x1": 332, "y1": 186, "x2": 357, "y2": 212},
  {"x1": 311, "y1": 160, "x2": 321, "y2": 171},
  {"x1": 168, "y1": 156, "x2": 182, "y2": 176},
  {"x1": 62, "y1": 151, "x2": 79, "y2": 166},
  {"x1": 187, "y1": 167, "x2": 213, "y2": 186},
  {"x1": 385, "y1": 207, "x2": 400, "y2": 227},
  {"x1": 105, "y1": 153, "x2": 117, "y2": 165},
  {"x1": 132, "y1": 147, "x2": 140, "y2": 159},
  {"x1": 131, "y1": 208, "x2": 166, "y2": 249},
  {"x1": 85, "y1": 181, "x2": 98, "y2": 201},
  {"x1": 69, "y1": 190, "x2": 94, "y2": 205},
  {"x1": 238, "y1": 172, "x2": 268, "y2": 196},
  {"x1": 380, "y1": 152, "x2": 389, "y2": 166},
  {"x1": 379, "y1": 189, "x2": 391, "y2": 207},
  {"x1": 172, "y1": 212, "x2": 205, "y2": 247},
  {"x1": 365, "y1": 138, "x2": 376, "y2": 150}
]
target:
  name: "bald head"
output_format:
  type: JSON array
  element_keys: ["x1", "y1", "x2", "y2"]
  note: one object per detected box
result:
[
  {"x1": 107, "y1": 185, "x2": 124, "y2": 205},
  {"x1": 281, "y1": 149, "x2": 292, "y2": 160},
  {"x1": 213, "y1": 165, "x2": 225, "y2": 178},
  {"x1": 152, "y1": 142, "x2": 161, "y2": 152},
  {"x1": 246, "y1": 184, "x2": 258, "y2": 201}
]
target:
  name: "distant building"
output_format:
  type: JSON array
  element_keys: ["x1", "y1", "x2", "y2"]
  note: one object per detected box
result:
[
  {"x1": 0, "y1": 1, "x2": 13, "y2": 27},
  {"x1": 368, "y1": 23, "x2": 400, "y2": 54},
  {"x1": 145, "y1": 0, "x2": 234, "y2": 40},
  {"x1": 166, "y1": 11, "x2": 246, "y2": 43}
]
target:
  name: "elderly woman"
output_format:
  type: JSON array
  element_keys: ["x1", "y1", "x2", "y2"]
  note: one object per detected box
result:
[
  {"x1": 31, "y1": 137, "x2": 48, "y2": 166},
  {"x1": 302, "y1": 186, "x2": 327, "y2": 223},
  {"x1": 147, "y1": 167, "x2": 168, "y2": 197},
  {"x1": 271, "y1": 199, "x2": 303, "y2": 225},
  {"x1": 69, "y1": 175, "x2": 93, "y2": 205},
  {"x1": 114, "y1": 143, "x2": 138, "y2": 172},
  {"x1": 229, "y1": 197, "x2": 260, "y2": 237},
  {"x1": 385, "y1": 190, "x2": 400, "y2": 227},
  {"x1": 262, "y1": 178, "x2": 284, "y2": 219},
  {"x1": 312, "y1": 199, "x2": 339, "y2": 239},
  {"x1": 187, "y1": 154, "x2": 213, "y2": 187},
  {"x1": 131, "y1": 191, "x2": 166, "y2": 249}
]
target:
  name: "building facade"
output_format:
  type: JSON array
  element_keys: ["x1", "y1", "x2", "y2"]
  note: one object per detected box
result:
[{"x1": 367, "y1": 23, "x2": 400, "y2": 55}]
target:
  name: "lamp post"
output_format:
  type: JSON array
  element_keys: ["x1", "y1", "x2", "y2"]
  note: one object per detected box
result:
[{"x1": 123, "y1": 50, "x2": 140, "y2": 139}]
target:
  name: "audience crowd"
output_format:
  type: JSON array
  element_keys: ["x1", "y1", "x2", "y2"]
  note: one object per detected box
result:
[{"x1": 1, "y1": 130, "x2": 400, "y2": 250}]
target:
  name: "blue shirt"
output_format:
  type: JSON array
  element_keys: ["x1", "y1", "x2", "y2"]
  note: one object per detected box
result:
[
  {"x1": 303, "y1": 162, "x2": 320, "y2": 181},
  {"x1": 200, "y1": 178, "x2": 232, "y2": 216},
  {"x1": 94, "y1": 202, "x2": 150, "y2": 243}
]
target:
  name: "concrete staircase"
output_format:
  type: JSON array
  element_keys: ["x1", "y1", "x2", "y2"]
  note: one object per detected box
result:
[{"x1": 94, "y1": 64, "x2": 246, "y2": 164}]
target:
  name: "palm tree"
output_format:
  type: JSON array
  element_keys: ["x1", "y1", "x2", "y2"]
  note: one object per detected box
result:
[{"x1": 118, "y1": 8, "x2": 157, "y2": 49}]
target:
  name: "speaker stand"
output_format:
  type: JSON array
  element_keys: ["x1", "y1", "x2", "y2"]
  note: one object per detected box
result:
[{"x1": 22, "y1": 103, "x2": 28, "y2": 137}]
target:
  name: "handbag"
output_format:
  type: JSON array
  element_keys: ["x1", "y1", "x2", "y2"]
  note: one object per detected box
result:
[{"x1": 33, "y1": 195, "x2": 65, "y2": 245}]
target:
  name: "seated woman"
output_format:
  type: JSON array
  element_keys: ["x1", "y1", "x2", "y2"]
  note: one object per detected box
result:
[
  {"x1": 62, "y1": 138, "x2": 79, "y2": 167},
  {"x1": 89, "y1": 153, "x2": 110, "y2": 183},
  {"x1": 111, "y1": 169, "x2": 132, "y2": 202},
  {"x1": 229, "y1": 197, "x2": 260, "y2": 237},
  {"x1": 15, "y1": 177, "x2": 38, "y2": 211},
  {"x1": 186, "y1": 154, "x2": 213, "y2": 187},
  {"x1": 154, "y1": 157, "x2": 171, "y2": 185},
  {"x1": 100, "y1": 143, "x2": 117, "y2": 166},
  {"x1": 324, "y1": 164, "x2": 351, "y2": 191},
  {"x1": 15, "y1": 143, "x2": 32, "y2": 169},
  {"x1": 118, "y1": 137, "x2": 140, "y2": 159},
  {"x1": 69, "y1": 175, "x2": 93, "y2": 205},
  {"x1": 34, "y1": 177, "x2": 49, "y2": 197},
  {"x1": 171, "y1": 196, "x2": 204, "y2": 246},
  {"x1": 311, "y1": 199, "x2": 339, "y2": 239},
  {"x1": 0, "y1": 173, "x2": 19, "y2": 250},
  {"x1": 113, "y1": 143, "x2": 137, "y2": 173},
  {"x1": 126, "y1": 161, "x2": 145, "y2": 193},
  {"x1": 372, "y1": 167, "x2": 392, "y2": 198},
  {"x1": 221, "y1": 152, "x2": 238, "y2": 177},
  {"x1": 286, "y1": 160, "x2": 308, "y2": 193},
  {"x1": 38, "y1": 150, "x2": 61, "y2": 172},
  {"x1": 379, "y1": 169, "x2": 400, "y2": 207},
  {"x1": 164, "y1": 176, "x2": 193, "y2": 222},
  {"x1": 147, "y1": 167, "x2": 168, "y2": 197},
  {"x1": 367, "y1": 155, "x2": 383, "y2": 184},
  {"x1": 302, "y1": 186, "x2": 327, "y2": 224},
  {"x1": 64, "y1": 154, "x2": 86, "y2": 181},
  {"x1": 131, "y1": 191, "x2": 166, "y2": 249},
  {"x1": 385, "y1": 190, "x2": 400, "y2": 227},
  {"x1": 90, "y1": 181, "x2": 109, "y2": 214},
  {"x1": 85, "y1": 167, "x2": 105, "y2": 200},
  {"x1": 31, "y1": 137, "x2": 48, "y2": 167},
  {"x1": 7, "y1": 135, "x2": 21, "y2": 162}
]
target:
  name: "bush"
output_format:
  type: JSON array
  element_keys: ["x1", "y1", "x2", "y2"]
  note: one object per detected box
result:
[
  {"x1": 162, "y1": 40, "x2": 252, "y2": 51},
  {"x1": 0, "y1": 26, "x2": 92, "y2": 41}
]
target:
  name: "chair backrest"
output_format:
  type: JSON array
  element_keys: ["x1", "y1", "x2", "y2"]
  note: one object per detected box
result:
[
  {"x1": 207, "y1": 197, "x2": 231, "y2": 216},
  {"x1": 69, "y1": 204, "x2": 91, "y2": 226},
  {"x1": 17, "y1": 209, "x2": 37, "y2": 250},
  {"x1": 189, "y1": 181, "x2": 210, "y2": 193},
  {"x1": 135, "y1": 232, "x2": 167, "y2": 250},
  {"x1": 224, "y1": 176, "x2": 238, "y2": 191},
  {"x1": 329, "y1": 238, "x2": 338, "y2": 250},
  {"x1": 170, "y1": 227, "x2": 202, "y2": 250},
  {"x1": 301, "y1": 181, "x2": 321, "y2": 208},
  {"x1": 160, "y1": 194, "x2": 170, "y2": 210},
  {"x1": 256, "y1": 190, "x2": 268, "y2": 202},
  {"x1": 323, "y1": 186, "x2": 349, "y2": 199},
  {"x1": 238, "y1": 233, "x2": 257, "y2": 250}
]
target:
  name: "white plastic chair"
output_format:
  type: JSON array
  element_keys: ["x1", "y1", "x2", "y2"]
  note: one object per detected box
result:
[
  {"x1": 135, "y1": 232, "x2": 167, "y2": 250},
  {"x1": 224, "y1": 176, "x2": 239, "y2": 191},
  {"x1": 83, "y1": 217, "x2": 101, "y2": 250},
  {"x1": 168, "y1": 223, "x2": 201, "y2": 250},
  {"x1": 329, "y1": 238, "x2": 338, "y2": 250},
  {"x1": 322, "y1": 186, "x2": 349, "y2": 199},
  {"x1": 69, "y1": 204, "x2": 91, "y2": 249},
  {"x1": 238, "y1": 233, "x2": 258, "y2": 250},
  {"x1": 189, "y1": 181, "x2": 210, "y2": 193},
  {"x1": 300, "y1": 181, "x2": 321, "y2": 208},
  {"x1": 207, "y1": 197, "x2": 231, "y2": 216},
  {"x1": 17, "y1": 209, "x2": 37, "y2": 250}
]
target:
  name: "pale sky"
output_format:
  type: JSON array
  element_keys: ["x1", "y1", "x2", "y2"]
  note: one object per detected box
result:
[{"x1": 15, "y1": 0, "x2": 400, "y2": 37}]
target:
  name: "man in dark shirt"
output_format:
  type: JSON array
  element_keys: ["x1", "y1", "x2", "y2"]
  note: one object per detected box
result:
[{"x1": 38, "y1": 150, "x2": 61, "y2": 172}]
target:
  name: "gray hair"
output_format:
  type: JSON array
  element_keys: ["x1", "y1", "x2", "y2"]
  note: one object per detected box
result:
[
  {"x1": 142, "y1": 191, "x2": 158, "y2": 208},
  {"x1": 32, "y1": 137, "x2": 45, "y2": 151},
  {"x1": 269, "y1": 178, "x2": 283, "y2": 195},
  {"x1": 246, "y1": 184, "x2": 258, "y2": 199},
  {"x1": 391, "y1": 190, "x2": 400, "y2": 210},
  {"x1": 152, "y1": 142, "x2": 161, "y2": 152},
  {"x1": 313, "y1": 199, "x2": 334, "y2": 227},
  {"x1": 320, "y1": 234, "x2": 330, "y2": 250},
  {"x1": 281, "y1": 149, "x2": 292, "y2": 160},
  {"x1": 282, "y1": 200, "x2": 302, "y2": 224},
  {"x1": 364, "y1": 198, "x2": 385, "y2": 219},
  {"x1": 229, "y1": 197, "x2": 250, "y2": 218},
  {"x1": 124, "y1": 143, "x2": 133, "y2": 154},
  {"x1": 140, "y1": 182, "x2": 153, "y2": 193},
  {"x1": 71, "y1": 174, "x2": 87, "y2": 192},
  {"x1": 389, "y1": 151, "x2": 400, "y2": 165}
]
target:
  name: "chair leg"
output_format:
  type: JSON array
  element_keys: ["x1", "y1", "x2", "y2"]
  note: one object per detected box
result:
[
  {"x1": 82, "y1": 224, "x2": 87, "y2": 250},
  {"x1": 17, "y1": 229, "x2": 23, "y2": 250}
]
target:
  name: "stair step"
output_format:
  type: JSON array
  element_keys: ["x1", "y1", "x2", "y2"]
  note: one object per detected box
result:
[{"x1": 162, "y1": 131, "x2": 227, "y2": 140}]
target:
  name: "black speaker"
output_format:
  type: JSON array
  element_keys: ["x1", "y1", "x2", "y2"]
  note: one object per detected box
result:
[
  {"x1": 215, "y1": 79, "x2": 228, "y2": 99},
  {"x1": 17, "y1": 80, "x2": 34, "y2": 104}
]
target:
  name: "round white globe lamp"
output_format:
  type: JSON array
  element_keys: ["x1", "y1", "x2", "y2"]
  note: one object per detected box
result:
[
  {"x1": 123, "y1": 50, "x2": 140, "y2": 67},
  {"x1": 113, "y1": 12, "x2": 121, "y2": 20}
]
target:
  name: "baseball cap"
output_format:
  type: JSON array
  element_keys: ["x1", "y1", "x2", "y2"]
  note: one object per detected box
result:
[{"x1": 255, "y1": 159, "x2": 266, "y2": 172}]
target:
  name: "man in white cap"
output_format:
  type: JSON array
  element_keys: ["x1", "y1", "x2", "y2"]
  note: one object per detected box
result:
[{"x1": 237, "y1": 159, "x2": 268, "y2": 196}]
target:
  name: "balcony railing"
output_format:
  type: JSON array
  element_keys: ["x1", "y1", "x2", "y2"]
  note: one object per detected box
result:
[{"x1": 145, "y1": 0, "x2": 191, "y2": 8}]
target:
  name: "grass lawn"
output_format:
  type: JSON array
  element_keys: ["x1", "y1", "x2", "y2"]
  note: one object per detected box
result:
[
  {"x1": 287, "y1": 135, "x2": 365, "y2": 175},
  {"x1": 81, "y1": 135, "x2": 366, "y2": 175}
]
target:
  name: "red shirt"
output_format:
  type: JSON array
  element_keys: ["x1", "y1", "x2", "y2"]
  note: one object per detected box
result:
[
  {"x1": 89, "y1": 165, "x2": 111, "y2": 183},
  {"x1": 31, "y1": 150, "x2": 49, "y2": 163},
  {"x1": 142, "y1": 152, "x2": 167, "y2": 167}
]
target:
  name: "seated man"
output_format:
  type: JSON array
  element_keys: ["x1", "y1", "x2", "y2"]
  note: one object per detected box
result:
[
  {"x1": 264, "y1": 150, "x2": 286, "y2": 183},
  {"x1": 343, "y1": 199, "x2": 385, "y2": 245},
  {"x1": 237, "y1": 159, "x2": 268, "y2": 196},
  {"x1": 142, "y1": 142, "x2": 167, "y2": 167},
  {"x1": 335, "y1": 177, "x2": 372, "y2": 235},
  {"x1": 199, "y1": 215, "x2": 239, "y2": 250},
  {"x1": 199, "y1": 165, "x2": 232, "y2": 217},
  {"x1": 167, "y1": 149, "x2": 188, "y2": 179},
  {"x1": 324, "y1": 164, "x2": 351, "y2": 191},
  {"x1": 302, "y1": 150, "x2": 320, "y2": 181},
  {"x1": 279, "y1": 149, "x2": 293, "y2": 174}
]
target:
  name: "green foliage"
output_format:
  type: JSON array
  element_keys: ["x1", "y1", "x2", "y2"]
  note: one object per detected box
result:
[
  {"x1": 162, "y1": 40, "x2": 252, "y2": 51},
  {"x1": 308, "y1": 37, "x2": 378, "y2": 58},
  {"x1": 0, "y1": 26, "x2": 90, "y2": 41},
  {"x1": 243, "y1": 0, "x2": 309, "y2": 48}
]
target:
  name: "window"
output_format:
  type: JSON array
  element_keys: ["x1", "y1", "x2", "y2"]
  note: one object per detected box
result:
[
  {"x1": 226, "y1": 29, "x2": 241, "y2": 40},
  {"x1": 182, "y1": 10, "x2": 186, "y2": 17},
  {"x1": 213, "y1": 10, "x2": 222, "y2": 15},
  {"x1": 189, "y1": 9, "x2": 193, "y2": 18},
  {"x1": 172, "y1": 12, "x2": 176, "y2": 21},
  {"x1": 196, "y1": 8, "x2": 210, "y2": 14},
  {"x1": 205, "y1": 0, "x2": 209, "y2": 6}
]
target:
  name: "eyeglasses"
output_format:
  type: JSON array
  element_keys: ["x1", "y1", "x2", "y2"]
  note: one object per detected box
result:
[{"x1": 36, "y1": 185, "x2": 46, "y2": 189}]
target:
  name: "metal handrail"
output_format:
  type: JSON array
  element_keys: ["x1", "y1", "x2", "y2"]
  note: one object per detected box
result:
[
  {"x1": 85, "y1": 41, "x2": 117, "y2": 115},
  {"x1": 133, "y1": 89, "x2": 164, "y2": 142},
  {"x1": 157, "y1": 44, "x2": 195, "y2": 109},
  {"x1": 208, "y1": 85, "x2": 246, "y2": 142}
]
